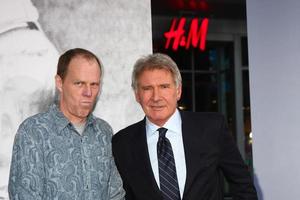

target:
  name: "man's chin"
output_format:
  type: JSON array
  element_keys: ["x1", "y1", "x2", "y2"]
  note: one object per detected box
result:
[
  {"x1": 147, "y1": 113, "x2": 168, "y2": 124},
  {"x1": 78, "y1": 109, "x2": 92, "y2": 117}
]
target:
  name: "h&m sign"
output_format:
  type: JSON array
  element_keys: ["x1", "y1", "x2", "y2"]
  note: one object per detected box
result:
[{"x1": 164, "y1": 17, "x2": 209, "y2": 51}]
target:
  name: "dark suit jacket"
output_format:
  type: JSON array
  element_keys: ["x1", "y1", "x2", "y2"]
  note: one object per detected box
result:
[{"x1": 112, "y1": 111, "x2": 257, "y2": 200}]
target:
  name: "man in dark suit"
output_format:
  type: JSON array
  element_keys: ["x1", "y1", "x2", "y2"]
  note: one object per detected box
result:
[{"x1": 112, "y1": 53, "x2": 257, "y2": 200}]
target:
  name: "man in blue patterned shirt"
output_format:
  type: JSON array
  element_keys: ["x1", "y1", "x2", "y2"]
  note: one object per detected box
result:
[{"x1": 8, "y1": 48, "x2": 125, "y2": 200}]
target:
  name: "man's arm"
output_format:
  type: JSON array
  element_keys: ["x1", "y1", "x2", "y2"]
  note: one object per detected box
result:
[
  {"x1": 218, "y1": 116, "x2": 258, "y2": 200},
  {"x1": 108, "y1": 156, "x2": 126, "y2": 200},
  {"x1": 8, "y1": 122, "x2": 45, "y2": 200},
  {"x1": 100, "y1": 121, "x2": 126, "y2": 200}
]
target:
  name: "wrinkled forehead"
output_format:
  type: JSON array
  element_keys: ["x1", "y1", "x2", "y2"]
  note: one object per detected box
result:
[
  {"x1": 137, "y1": 67, "x2": 175, "y2": 82},
  {"x1": 136, "y1": 68, "x2": 176, "y2": 88}
]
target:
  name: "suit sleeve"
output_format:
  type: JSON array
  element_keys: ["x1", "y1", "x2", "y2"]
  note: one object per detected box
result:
[
  {"x1": 218, "y1": 116, "x2": 258, "y2": 200},
  {"x1": 112, "y1": 135, "x2": 135, "y2": 200},
  {"x1": 8, "y1": 123, "x2": 44, "y2": 200},
  {"x1": 116, "y1": 169, "x2": 135, "y2": 200}
]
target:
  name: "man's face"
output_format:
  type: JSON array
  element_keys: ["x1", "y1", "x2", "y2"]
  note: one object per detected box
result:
[
  {"x1": 135, "y1": 69, "x2": 181, "y2": 127},
  {"x1": 56, "y1": 56, "x2": 101, "y2": 123}
]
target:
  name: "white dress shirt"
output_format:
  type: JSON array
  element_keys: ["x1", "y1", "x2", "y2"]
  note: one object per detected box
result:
[{"x1": 146, "y1": 109, "x2": 186, "y2": 198}]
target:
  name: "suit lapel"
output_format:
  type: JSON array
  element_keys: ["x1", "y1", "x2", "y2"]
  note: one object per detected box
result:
[
  {"x1": 181, "y1": 112, "x2": 206, "y2": 198},
  {"x1": 132, "y1": 119, "x2": 162, "y2": 199}
]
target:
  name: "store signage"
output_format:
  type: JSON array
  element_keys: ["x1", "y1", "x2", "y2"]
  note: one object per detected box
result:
[{"x1": 164, "y1": 17, "x2": 209, "y2": 51}]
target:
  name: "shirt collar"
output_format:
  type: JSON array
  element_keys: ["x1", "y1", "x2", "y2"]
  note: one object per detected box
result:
[
  {"x1": 49, "y1": 104, "x2": 96, "y2": 134},
  {"x1": 146, "y1": 109, "x2": 182, "y2": 137}
]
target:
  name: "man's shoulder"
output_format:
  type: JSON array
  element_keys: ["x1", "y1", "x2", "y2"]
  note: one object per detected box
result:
[
  {"x1": 117, "y1": 119, "x2": 144, "y2": 134},
  {"x1": 93, "y1": 116, "x2": 111, "y2": 127},
  {"x1": 15, "y1": 110, "x2": 53, "y2": 140},
  {"x1": 180, "y1": 111, "x2": 225, "y2": 124},
  {"x1": 113, "y1": 119, "x2": 144, "y2": 140},
  {"x1": 91, "y1": 116, "x2": 114, "y2": 135},
  {"x1": 20, "y1": 109, "x2": 52, "y2": 128},
  {"x1": 180, "y1": 111, "x2": 225, "y2": 127}
]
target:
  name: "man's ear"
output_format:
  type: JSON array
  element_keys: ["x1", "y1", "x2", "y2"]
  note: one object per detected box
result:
[
  {"x1": 176, "y1": 84, "x2": 182, "y2": 101},
  {"x1": 134, "y1": 90, "x2": 140, "y2": 103},
  {"x1": 55, "y1": 75, "x2": 63, "y2": 93}
]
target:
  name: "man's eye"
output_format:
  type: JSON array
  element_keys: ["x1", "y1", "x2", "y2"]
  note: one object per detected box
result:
[
  {"x1": 161, "y1": 84, "x2": 170, "y2": 89},
  {"x1": 91, "y1": 83, "x2": 99, "y2": 88},
  {"x1": 74, "y1": 82, "x2": 83, "y2": 86},
  {"x1": 142, "y1": 87, "x2": 151, "y2": 91}
]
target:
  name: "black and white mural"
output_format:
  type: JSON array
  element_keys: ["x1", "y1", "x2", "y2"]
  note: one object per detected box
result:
[
  {"x1": 0, "y1": 0, "x2": 58, "y2": 198},
  {"x1": 0, "y1": 0, "x2": 151, "y2": 198}
]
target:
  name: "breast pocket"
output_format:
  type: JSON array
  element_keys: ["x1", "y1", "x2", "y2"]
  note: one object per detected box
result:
[{"x1": 95, "y1": 155, "x2": 111, "y2": 183}]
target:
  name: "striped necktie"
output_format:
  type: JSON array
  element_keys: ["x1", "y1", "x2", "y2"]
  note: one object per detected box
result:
[{"x1": 157, "y1": 127, "x2": 180, "y2": 200}]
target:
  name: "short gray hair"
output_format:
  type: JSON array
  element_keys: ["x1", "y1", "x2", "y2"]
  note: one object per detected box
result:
[{"x1": 131, "y1": 53, "x2": 182, "y2": 90}]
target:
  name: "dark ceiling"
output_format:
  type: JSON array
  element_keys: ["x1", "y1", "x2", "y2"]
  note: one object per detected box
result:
[{"x1": 151, "y1": 0, "x2": 246, "y2": 20}]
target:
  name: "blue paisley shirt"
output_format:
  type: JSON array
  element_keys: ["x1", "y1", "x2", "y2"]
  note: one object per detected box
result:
[{"x1": 8, "y1": 104, "x2": 125, "y2": 200}]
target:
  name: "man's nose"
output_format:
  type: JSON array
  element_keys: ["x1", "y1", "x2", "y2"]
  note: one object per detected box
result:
[
  {"x1": 152, "y1": 88, "x2": 160, "y2": 101},
  {"x1": 83, "y1": 85, "x2": 92, "y2": 97}
]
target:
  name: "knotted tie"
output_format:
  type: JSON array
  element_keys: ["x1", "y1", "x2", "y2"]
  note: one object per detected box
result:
[{"x1": 157, "y1": 128, "x2": 180, "y2": 200}]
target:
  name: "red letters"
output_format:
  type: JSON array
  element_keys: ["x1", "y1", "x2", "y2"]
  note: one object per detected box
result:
[{"x1": 164, "y1": 17, "x2": 209, "y2": 51}]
